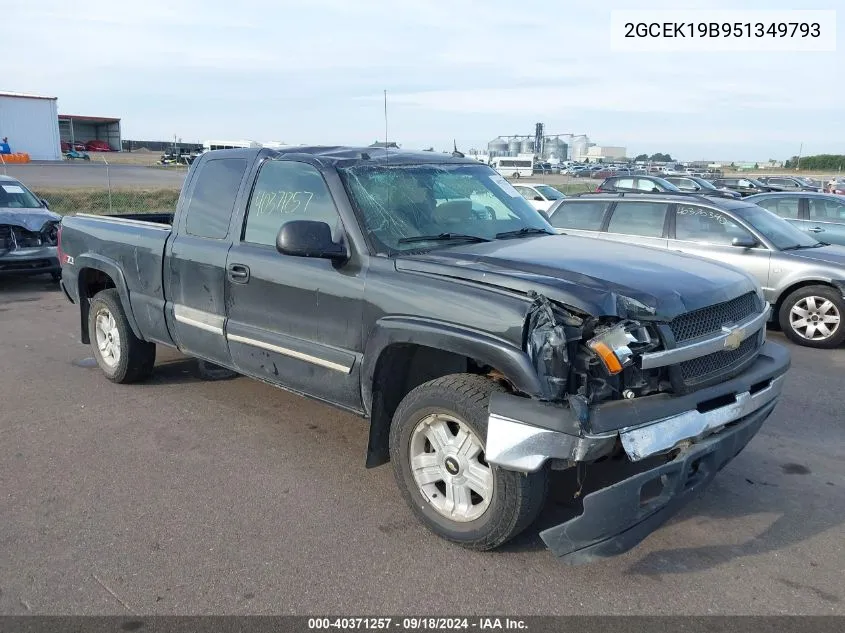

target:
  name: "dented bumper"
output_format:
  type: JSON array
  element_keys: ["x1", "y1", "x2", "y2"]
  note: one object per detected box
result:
[
  {"x1": 540, "y1": 404, "x2": 773, "y2": 563},
  {"x1": 485, "y1": 341, "x2": 790, "y2": 562}
]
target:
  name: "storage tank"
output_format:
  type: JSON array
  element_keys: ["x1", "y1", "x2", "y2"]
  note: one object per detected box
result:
[
  {"x1": 487, "y1": 137, "x2": 508, "y2": 157},
  {"x1": 570, "y1": 135, "x2": 589, "y2": 161},
  {"x1": 520, "y1": 138, "x2": 535, "y2": 155},
  {"x1": 507, "y1": 138, "x2": 521, "y2": 155},
  {"x1": 544, "y1": 137, "x2": 565, "y2": 161}
]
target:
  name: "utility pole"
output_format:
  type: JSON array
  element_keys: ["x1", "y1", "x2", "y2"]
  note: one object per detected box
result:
[{"x1": 796, "y1": 142, "x2": 803, "y2": 170}]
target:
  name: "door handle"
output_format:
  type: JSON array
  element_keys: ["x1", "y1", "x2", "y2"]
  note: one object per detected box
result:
[
  {"x1": 227, "y1": 263, "x2": 250, "y2": 283},
  {"x1": 808, "y1": 227, "x2": 825, "y2": 233}
]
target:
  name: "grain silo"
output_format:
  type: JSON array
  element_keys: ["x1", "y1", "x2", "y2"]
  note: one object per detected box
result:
[
  {"x1": 544, "y1": 137, "x2": 567, "y2": 161},
  {"x1": 570, "y1": 135, "x2": 589, "y2": 161},
  {"x1": 520, "y1": 138, "x2": 535, "y2": 155},
  {"x1": 507, "y1": 138, "x2": 521, "y2": 156},
  {"x1": 487, "y1": 137, "x2": 508, "y2": 157}
]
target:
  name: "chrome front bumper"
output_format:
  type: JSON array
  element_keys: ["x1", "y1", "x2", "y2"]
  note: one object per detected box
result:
[{"x1": 486, "y1": 341, "x2": 790, "y2": 473}]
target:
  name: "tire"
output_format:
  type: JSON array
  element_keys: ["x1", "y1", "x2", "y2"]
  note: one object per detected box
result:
[
  {"x1": 88, "y1": 288, "x2": 156, "y2": 383},
  {"x1": 389, "y1": 374, "x2": 548, "y2": 551},
  {"x1": 196, "y1": 359, "x2": 238, "y2": 381},
  {"x1": 778, "y1": 285, "x2": 845, "y2": 349},
  {"x1": 512, "y1": 172, "x2": 520, "y2": 179}
]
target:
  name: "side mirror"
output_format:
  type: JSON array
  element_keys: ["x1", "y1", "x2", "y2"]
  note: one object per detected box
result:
[
  {"x1": 276, "y1": 220, "x2": 348, "y2": 261},
  {"x1": 731, "y1": 236, "x2": 758, "y2": 248},
  {"x1": 41, "y1": 198, "x2": 50, "y2": 209},
  {"x1": 533, "y1": 195, "x2": 544, "y2": 201}
]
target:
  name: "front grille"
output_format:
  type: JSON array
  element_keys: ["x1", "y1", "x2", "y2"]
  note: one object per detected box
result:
[
  {"x1": 669, "y1": 292, "x2": 758, "y2": 343},
  {"x1": 678, "y1": 334, "x2": 758, "y2": 386}
]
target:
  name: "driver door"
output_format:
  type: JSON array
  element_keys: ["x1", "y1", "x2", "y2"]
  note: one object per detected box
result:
[{"x1": 224, "y1": 159, "x2": 365, "y2": 411}]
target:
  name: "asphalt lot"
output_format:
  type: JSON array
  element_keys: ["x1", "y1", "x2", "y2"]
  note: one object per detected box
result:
[
  {"x1": 2, "y1": 163, "x2": 186, "y2": 189},
  {"x1": 1, "y1": 276, "x2": 844, "y2": 615}
]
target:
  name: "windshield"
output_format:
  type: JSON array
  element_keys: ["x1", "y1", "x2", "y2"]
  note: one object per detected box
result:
[
  {"x1": 339, "y1": 163, "x2": 551, "y2": 254},
  {"x1": 735, "y1": 204, "x2": 821, "y2": 250},
  {"x1": 0, "y1": 180, "x2": 41, "y2": 209},
  {"x1": 692, "y1": 178, "x2": 718, "y2": 190},
  {"x1": 534, "y1": 185, "x2": 564, "y2": 200}
]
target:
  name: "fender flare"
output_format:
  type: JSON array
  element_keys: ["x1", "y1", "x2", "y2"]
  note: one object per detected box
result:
[
  {"x1": 361, "y1": 316, "x2": 543, "y2": 416},
  {"x1": 75, "y1": 253, "x2": 143, "y2": 341}
]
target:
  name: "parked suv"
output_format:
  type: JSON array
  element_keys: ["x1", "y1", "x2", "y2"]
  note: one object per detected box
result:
[
  {"x1": 663, "y1": 175, "x2": 741, "y2": 199},
  {"x1": 712, "y1": 177, "x2": 775, "y2": 196},
  {"x1": 746, "y1": 192, "x2": 845, "y2": 247},
  {"x1": 757, "y1": 176, "x2": 822, "y2": 192},
  {"x1": 597, "y1": 175, "x2": 681, "y2": 193},
  {"x1": 548, "y1": 192, "x2": 845, "y2": 348}
]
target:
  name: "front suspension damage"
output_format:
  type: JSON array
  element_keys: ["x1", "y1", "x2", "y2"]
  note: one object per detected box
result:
[{"x1": 525, "y1": 292, "x2": 584, "y2": 401}]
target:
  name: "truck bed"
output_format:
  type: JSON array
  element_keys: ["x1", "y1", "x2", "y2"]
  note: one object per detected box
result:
[{"x1": 59, "y1": 211, "x2": 175, "y2": 347}]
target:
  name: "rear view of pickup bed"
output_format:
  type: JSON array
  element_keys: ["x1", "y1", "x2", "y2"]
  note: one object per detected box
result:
[{"x1": 58, "y1": 146, "x2": 790, "y2": 562}]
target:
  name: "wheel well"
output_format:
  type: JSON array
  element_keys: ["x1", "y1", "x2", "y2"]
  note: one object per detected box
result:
[
  {"x1": 78, "y1": 268, "x2": 117, "y2": 344},
  {"x1": 774, "y1": 280, "x2": 836, "y2": 317},
  {"x1": 365, "y1": 343, "x2": 509, "y2": 468}
]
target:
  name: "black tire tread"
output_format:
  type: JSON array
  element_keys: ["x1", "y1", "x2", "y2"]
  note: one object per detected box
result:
[
  {"x1": 390, "y1": 373, "x2": 548, "y2": 551},
  {"x1": 89, "y1": 289, "x2": 156, "y2": 383}
]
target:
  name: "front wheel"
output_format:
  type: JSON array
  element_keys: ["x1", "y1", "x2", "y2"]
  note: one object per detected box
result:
[
  {"x1": 512, "y1": 172, "x2": 520, "y2": 179},
  {"x1": 778, "y1": 285, "x2": 845, "y2": 348},
  {"x1": 389, "y1": 374, "x2": 547, "y2": 551}
]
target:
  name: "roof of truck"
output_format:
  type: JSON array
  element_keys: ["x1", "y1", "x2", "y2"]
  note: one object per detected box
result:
[{"x1": 205, "y1": 146, "x2": 479, "y2": 167}]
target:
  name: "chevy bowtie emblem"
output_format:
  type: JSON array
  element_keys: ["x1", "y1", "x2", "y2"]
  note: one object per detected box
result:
[{"x1": 722, "y1": 325, "x2": 746, "y2": 351}]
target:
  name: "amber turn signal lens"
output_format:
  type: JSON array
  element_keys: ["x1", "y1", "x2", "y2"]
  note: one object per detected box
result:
[{"x1": 589, "y1": 341, "x2": 624, "y2": 375}]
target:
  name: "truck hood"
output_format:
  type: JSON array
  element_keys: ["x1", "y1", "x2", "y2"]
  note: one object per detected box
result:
[
  {"x1": 395, "y1": 235, "x2": 758, "y2": 320},
  {"x1": 0, "y1": 207, "x2": 62, "y2": 232}
]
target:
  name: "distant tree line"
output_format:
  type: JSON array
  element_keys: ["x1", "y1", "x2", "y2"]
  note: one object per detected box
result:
[
  {"x1": 784, "y1": 154, "x2": 845, "y2": 170},
  {"x1": 633, "y1": 153, "x2": 675, "y2": 162}
]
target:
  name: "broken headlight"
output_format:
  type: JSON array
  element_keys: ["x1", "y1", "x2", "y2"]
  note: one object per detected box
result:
[{"x1": 587, "y1": 321, "x2": 653, "y2": 376}]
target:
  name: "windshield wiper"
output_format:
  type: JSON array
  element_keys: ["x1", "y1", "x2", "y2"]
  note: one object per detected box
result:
[
  {"x1": 495, "y1": 227, "x2": 556, "y2": 239},
  {"x1": 397, "y1": 233, "x2": 492, "y2": 245},
  {"x1": 782, "y1": 243, "x2": 827, "y2": 251}
]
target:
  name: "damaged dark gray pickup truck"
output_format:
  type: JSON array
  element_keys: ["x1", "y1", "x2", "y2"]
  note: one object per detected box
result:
[{"x1": 58, "y1": 147, "x2": 790, "y2": 562}]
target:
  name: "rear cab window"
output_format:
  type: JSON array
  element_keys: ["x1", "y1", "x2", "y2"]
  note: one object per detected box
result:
[
  {"x1": 184, "y1": 158, "x2": 248, "y2": 239},
  {"x1": 606, "y1": 201, "x2": 669, "y2": 237},
  {"x1": 549, "y1": 201, "x2": 610, "y2": 231}
]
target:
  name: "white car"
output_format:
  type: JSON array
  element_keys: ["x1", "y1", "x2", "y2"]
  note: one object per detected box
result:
[{"x1": 512, "y1": 183, "x2": 566, "y2": 212}]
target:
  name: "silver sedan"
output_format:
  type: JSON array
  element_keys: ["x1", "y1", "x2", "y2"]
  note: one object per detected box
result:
[{"x1": 548, "y1": 193, "x2": 845, "y2": 348}]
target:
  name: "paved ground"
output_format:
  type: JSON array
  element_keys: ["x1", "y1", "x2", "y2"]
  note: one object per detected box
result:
[
  {"x1": 3, "y1": 163, "x2": 186, "y2": 189},
  {"x1": 1, "y1": 276, "x2": 844, "y2": 615}
]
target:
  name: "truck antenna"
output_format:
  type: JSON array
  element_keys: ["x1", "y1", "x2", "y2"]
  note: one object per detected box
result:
[{"x1": 383, "y1": 90, "x2": 389, "y2": 158}]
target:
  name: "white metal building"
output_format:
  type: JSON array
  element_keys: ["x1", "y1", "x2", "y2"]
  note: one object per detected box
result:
[{"x1": 0, "y1": 91, "x2": 62, "y2": 160}]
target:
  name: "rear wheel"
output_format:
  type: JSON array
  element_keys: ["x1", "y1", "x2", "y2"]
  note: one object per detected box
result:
[
  {"x1": 778, "y1": 285, "x2": 845, "y2": 348},
  {"x1": 88, "y1": 289, "x2": 156, "y2": 382},
  {"x1": 389, "y1": 374, "x2": 547, "y2": 551}
]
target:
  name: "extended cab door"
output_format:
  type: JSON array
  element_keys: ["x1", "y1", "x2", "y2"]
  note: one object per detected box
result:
[
  {"x1": 164, "y1": 155, "x2": 250, "y2": 366},
  {"x1": 667, "y1": 202, "x2": 771, "y2": 290},
  {"x1": 224, "y1": 158, "x2": 365, "y2": 411}
]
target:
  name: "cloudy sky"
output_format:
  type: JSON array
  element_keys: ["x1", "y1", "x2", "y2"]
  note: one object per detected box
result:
[{"x1": 5, "y1": 0, "x2": 842, "y2": 160}]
